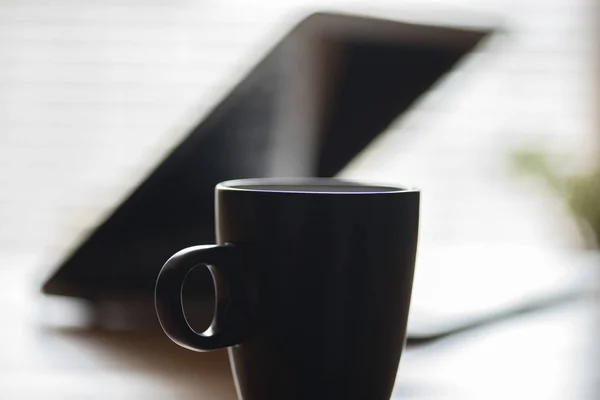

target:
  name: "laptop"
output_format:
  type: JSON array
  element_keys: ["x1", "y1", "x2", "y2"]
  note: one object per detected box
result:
[{"x1": 40, "y1": 11, "x2": 499, "y2": 337}]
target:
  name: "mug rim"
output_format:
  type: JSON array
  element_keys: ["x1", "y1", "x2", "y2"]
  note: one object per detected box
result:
[{"x1": 216, "y1": 177, "x2": 418, "y2": 195}]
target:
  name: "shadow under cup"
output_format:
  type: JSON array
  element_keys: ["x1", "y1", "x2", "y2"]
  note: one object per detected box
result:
[{"x1": 155, "y1": 178, "x2": 420, "y2": 400}]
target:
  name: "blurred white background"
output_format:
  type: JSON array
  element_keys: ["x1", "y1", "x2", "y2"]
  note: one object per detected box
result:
[{"x1": 0, "y1": 0, "x2": 597, "y2": 269}]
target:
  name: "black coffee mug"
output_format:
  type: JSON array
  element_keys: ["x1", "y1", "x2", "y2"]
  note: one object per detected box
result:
[{"x1": 155, "y1": 178, "x2": 419, "y2": 400}]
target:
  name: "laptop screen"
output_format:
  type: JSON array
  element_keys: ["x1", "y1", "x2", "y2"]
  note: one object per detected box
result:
[{"x1": 42, "y1": 12, "x2": 491, "y2": 300}]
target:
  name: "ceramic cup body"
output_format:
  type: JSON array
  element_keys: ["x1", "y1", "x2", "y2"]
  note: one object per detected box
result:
[{"x1": 155, "y1": 178, "x2": 420, "y2": 400}]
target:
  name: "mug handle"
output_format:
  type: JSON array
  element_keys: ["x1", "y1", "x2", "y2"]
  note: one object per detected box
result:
[{"x1": 155, "y1": 243, "x2": 249, "y2": 351}]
